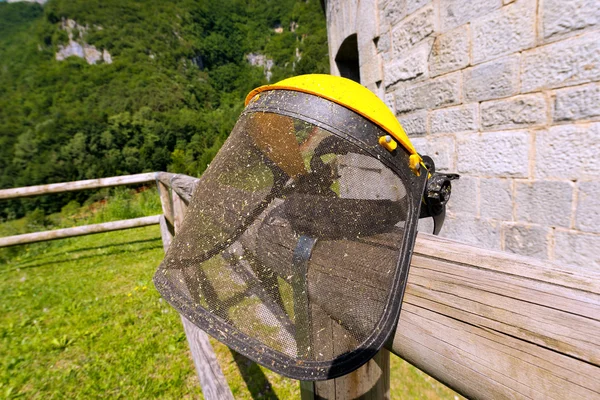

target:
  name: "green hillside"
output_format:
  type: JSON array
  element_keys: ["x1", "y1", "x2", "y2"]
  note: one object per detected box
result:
[{"x1": 0, "y1": 0, "x2": 328, "y2": 218}]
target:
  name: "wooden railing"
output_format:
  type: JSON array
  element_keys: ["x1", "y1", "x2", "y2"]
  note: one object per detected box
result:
[
  {"x1": 1, "y1": 173, "x2": 599, "y2": 400},
  {"x1": 0, "y1": 173, "x2": 160, "y2": 248}
]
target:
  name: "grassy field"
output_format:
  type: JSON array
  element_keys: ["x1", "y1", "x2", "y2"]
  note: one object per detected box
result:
[{"x1": 0, "y1": 190, "x2": 461, "y2": 399}]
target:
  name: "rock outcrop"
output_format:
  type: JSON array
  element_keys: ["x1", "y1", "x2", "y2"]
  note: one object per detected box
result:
[{"x1": 55, "y1": 18, "x2": 112, "y2": 65}]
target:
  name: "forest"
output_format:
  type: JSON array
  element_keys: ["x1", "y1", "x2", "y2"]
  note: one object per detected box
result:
[{"x1": 0, "y1": 0, "x2": 329, "y2": 218}]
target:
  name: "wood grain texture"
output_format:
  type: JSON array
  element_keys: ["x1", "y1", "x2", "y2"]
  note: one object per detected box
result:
[
  {"x1": 0, "y1": 215, "x2": 161, "y2": 248},
  {"x1": 0, "y1": 173, "x2": 157, "y2": 200},
  {"x1": 389, "y1": 233, "x2": 600, "y2": 400},
  {"x1": 169, "y1": 191, "x2": 234, "y2": 400},
  {"x1": 156, "y1": 179, "x2": 175, "y2": 229},
  {"x1": 310, "y1": 349, "x2": 390, "y2": 400},
  {"x1": 155, "y1": 172, "x2": 198, "y2": 204},
  {"x1": 158, "y1": 215, "x2": 172, "y2": 252},
  {"x1": 181, "y1": 316, "x2": 235, "y2": 400}
]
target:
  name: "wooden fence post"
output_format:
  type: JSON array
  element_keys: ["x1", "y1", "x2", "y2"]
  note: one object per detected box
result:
[
  {"x1": 157, "y1": 180, "x2": 234, "y2": 400},
  {"x1": 300, "y1": 333, "x2": 390, "y2": 400}
]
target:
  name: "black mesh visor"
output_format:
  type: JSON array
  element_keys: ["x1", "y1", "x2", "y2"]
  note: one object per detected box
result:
[{"x1": 154, "y1": 108, "x2": 423, "y2": 380}]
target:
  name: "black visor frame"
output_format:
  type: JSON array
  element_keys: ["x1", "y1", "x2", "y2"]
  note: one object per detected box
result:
[{"x1": 154, "y1": 90, "x2": 428, "y2": 380}]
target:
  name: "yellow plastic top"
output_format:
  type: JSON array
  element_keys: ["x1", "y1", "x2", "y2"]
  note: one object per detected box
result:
[{"x1": 245, "y1": 74, "x2": 419, "y2": 158}]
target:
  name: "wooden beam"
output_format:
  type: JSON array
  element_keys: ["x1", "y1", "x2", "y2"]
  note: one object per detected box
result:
[
  {"x1": 155, "y1": 172, "x2": 198, "y2": 205},
  {"x1": 0, "y1": 215, "x2": 161, "y2": 248},
  {"x1": 0, "y1": 173, "x2": 157, "y2": 200},
  {"x1": 158, "y1": 215, "x2": 172, "y2": 252},
  {"x1": 181, "y1": 316, "x2": 235, "y2": 400},
  {"x1": 156, "y1": 179, "x2": 175, "y2": 235},
  {"x1": 388, "y1": 233, "x2": 600, "y2": 400},
  {"x1": 307, "y1": 349, "x2": 390, "y2": 399}
]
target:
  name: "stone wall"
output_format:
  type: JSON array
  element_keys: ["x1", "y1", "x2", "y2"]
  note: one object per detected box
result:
[{"x1": 323, "y1": 0, "x2": 600, "y2": 269}]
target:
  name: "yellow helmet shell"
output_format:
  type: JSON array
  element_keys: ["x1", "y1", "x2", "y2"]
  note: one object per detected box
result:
[{"x1": 245, "y1": 74, "x2": 418, "y2": 157}]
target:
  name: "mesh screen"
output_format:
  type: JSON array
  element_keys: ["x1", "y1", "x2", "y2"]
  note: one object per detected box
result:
[{"x1": 156, "y1": 111, "x2": 409, "y2": 364}]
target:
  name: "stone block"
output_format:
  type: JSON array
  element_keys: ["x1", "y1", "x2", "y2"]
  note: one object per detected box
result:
[
  {"x1": 575, "y1": 181, "x2": 600, "y2": 233},
  {"x1": 362, "y1": 50, "x2": 383, "y2": 77},
  {"x1": 542, "y1": 0, "x2": 600, "y2": 41},
  {"x1": 380, "y1": 0, "x2": 407, "y2": 30},
  {"x1": 392, "y1": 4, "x2": 436, "y2": 55},
  {"x1": 384, "y1": 40, "x2": 431, "y2": 87},
  {"x1": 515, "y1": 180, "x2": 573, "y2": 227},
  {"x1": 481, "y1": 94, "x2": 547, "y2": 130},
  {"x1": 380, "y1": 50, "x2": 393, "y2": 64},
  {"x1": 430, "y1": 25, "x2": 470, "y2": 77},
  {"x1": 356, "y1": 0, "x2": 379, "y2": 39},
  {"x1": 522, "y1": 31, "x2": 600, "y2": 92},
  {"x1": 554, "y1": 230, "x2": 600, "y2": 269},
  {"x1": 406, "y1": 0, "x2": 430, "y2": 14},
  {"x1": 504, "y1": 223, "x2": 549, "y2": 259},
  {"x1": 457, "y1": 130, "x2": 530, "y2": 177},
  {"x1": 409, "y1": 136, "x2": 426, "y2": 153},
  {"x1": 535, "y1": 123, "x2": 600, "y2": 180},
  {"x1": 430, "y1": 103, "x2": 478, "y2": 134},
  {"x1": 471, "y1": 0, "x2": 536, "y2": 64},
  {"x1": 446, "y1": 175, "x2": 478, "y2": 216},
  {"x1": 376, "y1": 32, "x2": 391, "y2": 54},
  {"x1": 384, "y1": 92, "x2": 395, "y2": 113},
  {"x1": 361, "y1": 58, "x2": 383, "y2": 90},
  {"x1": 440, "y1": 0, "x2": 502, "y2": 31},
  {"x1": 440, "y1": 215, "x2": 502, "y2": 250},
  {"x1": 395, "y1": 72, "x2": 461, "y2": 113},
  {"x1": 463, "y1": 55, "x2": 520, "y2": 102},
  {"x1": 480, "y1": 178, "x2": 513, "y2": 220},
  {"x1": 410, "y1": 135, "x2": 456, "y2": 171},
  {"x1": 424, "y1": 135, "x2": 456, "y2": 171},
  {"x1": 398, "y1": 111, "x2": 427, "y2": 136},
  {"x1": 553, "y1": 83, "x2": 600, "y2": 122}
]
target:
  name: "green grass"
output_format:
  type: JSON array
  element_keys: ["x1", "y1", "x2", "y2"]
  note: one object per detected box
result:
[{"x1": 0, "y1": 192, "x2": 462, "y2": 399}]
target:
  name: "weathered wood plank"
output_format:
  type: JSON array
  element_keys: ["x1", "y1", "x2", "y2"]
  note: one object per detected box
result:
[
  {"x1": 158, "y1": 215, "x2": 172, "y2": 252},
  {"x1": 414, "y1": 234, "x2": 600, "y2": 293},
  {"x1": 181, "y1": 316, "x2": 235, "y2": 400},
  {"x1": 388, "y1": 233, "x2": 600, "y2": 400},
  {"x1": 155, "y1": 172, "x2": 198, "y2": 204},
  {"x1": 326, "y1": 349, "x2": 390, "y2": 400},
  {"x1": 407, "y1": 261, "x2": 600, "y2": 365},
  {"x1": 169, "y1": 190, "x2": 234, "y2": 400},
  {"x1": 172, "y1": 192, "x2": 188, "y2": 233},
  {"x1": 156, "y1": 179, "x2": 175, "y2": 229},
  {"x1": 0, "y1": 173, "x2": 157, "y2": 200},
  {"x1": 0, "y1": 215, "x2": 161, "y2": 248}
]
